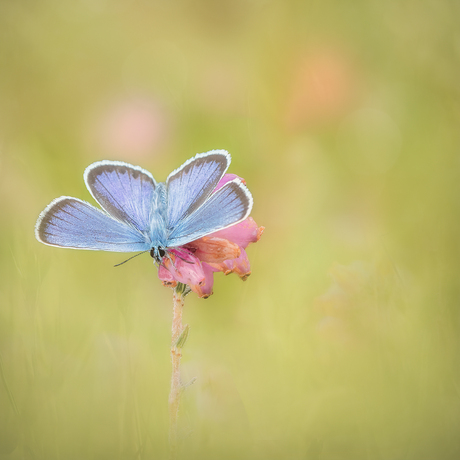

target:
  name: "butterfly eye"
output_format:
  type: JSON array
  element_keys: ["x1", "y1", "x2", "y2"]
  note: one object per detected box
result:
[{"x1": 150, "y1": 247, "x2": 166, "y2": 263}]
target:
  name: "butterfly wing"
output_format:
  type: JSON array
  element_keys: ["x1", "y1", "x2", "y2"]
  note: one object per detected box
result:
[
  {"x1": 84, "y1": 160, "x2": 156, "y2": 232},
  {"x1": 167, "y1": 178, "x2": 253, "y2": 247},
  {"x1": 35, "y1": 197, "x2": 150, "y2": 252},
  {"x1": 166, "y1": 150, "x2": 230, "y2": 231}
]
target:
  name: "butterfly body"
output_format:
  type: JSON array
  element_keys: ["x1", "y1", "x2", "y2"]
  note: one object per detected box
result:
[
  {"x1": 148, "y1": 182, "x2": 169, "y2": 254},
  {"x1": 35, "y1": 150, "x2": 253, "y2": 265}
]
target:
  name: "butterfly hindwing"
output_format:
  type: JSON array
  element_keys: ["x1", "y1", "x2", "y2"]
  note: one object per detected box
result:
[
  {"x1": 35, "y1": 197, "x2": 150, "y2": 252},
  {"x1": 167, "y1": 178, "x2": 253, "y2": 247},
  {"x1": 166, "y1": 150, "x2": 230, "y2": 231},
  {"x1": 84, "y1": 161, "x2": 156, "y2": 232}
]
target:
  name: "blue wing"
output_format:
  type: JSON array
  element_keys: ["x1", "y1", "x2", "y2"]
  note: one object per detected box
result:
[
  {"x1": 35, "y1": 197, "x2": 150, "y2": 252},
  {"x1": 167, "y1": 178, "x2": 253, "y2": 247},
  {"x1": 84, "y1": 160, "x2": 156, "y2": 232},
  {"x1": 166, "y1": 150, "x2": 230, "y2": 231}
]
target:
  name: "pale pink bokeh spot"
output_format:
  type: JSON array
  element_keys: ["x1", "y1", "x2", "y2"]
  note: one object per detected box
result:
[{"x1": 94, "y1": 96, "x2": 170, "y2": 160}]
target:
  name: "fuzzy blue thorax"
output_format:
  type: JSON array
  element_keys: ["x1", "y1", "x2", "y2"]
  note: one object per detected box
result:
[{"x1": 148, "y1": 182, "x2": 169, "y2": 259}]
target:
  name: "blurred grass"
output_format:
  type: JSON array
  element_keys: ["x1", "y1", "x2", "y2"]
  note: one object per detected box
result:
[{"x1": 1, "y1": 0, "x2": 460, "y2": 459}]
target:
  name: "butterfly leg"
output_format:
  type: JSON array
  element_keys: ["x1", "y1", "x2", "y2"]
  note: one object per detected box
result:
[{"x1": 173, "y1": 248, "x2": 196, "y2": 265}]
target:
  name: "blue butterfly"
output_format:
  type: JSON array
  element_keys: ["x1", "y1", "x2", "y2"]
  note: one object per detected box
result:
[{"x1": 35, "y1": 150, "x2": 253, "y2": 263}]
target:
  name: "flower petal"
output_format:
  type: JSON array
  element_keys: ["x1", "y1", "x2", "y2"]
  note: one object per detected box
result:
[
  {"x1": 208, "y1": 247, "x2": 251, "y2": 280},
  {"x1": 215, "y1": 173, "x2": 245, "y2": 191},
  {"x1": 209, "y1": 217, "x2": 264, "y2": 249},
  {"x1": 185, "y1": 236, "x2": 240, "y2": 263},
  {"x1": 158, "y1": 264, "x2": 178, "y2": 289},
  {"x1": 189, "y1": 263, "x2": 217, "y2": 298},
  {"x1": 158, "y1": 249, "x2": 206, "y2": 287}
]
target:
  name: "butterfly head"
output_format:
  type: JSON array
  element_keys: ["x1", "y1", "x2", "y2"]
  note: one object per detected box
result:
[{"x1": 150, "y1": 246, "x2": 167, "y2": 264}]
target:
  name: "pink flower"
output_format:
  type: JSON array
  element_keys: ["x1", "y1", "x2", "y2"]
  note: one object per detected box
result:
[{"x1": 157, "y1": 175, "x2": 264, "y2": 298}]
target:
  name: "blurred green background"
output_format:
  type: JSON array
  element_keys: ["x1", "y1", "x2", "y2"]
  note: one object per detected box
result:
[{"x1": 1, "y1": 1, "x2": 460, "y2": 459}]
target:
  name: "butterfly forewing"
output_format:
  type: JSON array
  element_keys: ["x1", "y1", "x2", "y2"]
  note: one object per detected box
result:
[
  {"x1": 35, "y1": 197, "x2": 150, "y2": 252},
  {"x1": 84, "y1": 161, "x2": 156, "y2": 232},
  {"x1": 166, "y1": 150, "x2": 230, "y2": 231},
  {"x1": 167, "y1": 179, "x2": 253, "y2": 247}
]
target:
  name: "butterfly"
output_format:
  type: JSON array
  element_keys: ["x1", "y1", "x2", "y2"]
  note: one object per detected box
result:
[{"x1": 35, "y1": 150, "x2": 253, "y2": 264}]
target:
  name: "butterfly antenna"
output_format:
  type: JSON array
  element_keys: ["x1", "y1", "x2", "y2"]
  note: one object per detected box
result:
[{"x1": 114, "y1": 250, "x2": 149, "y2": 267}]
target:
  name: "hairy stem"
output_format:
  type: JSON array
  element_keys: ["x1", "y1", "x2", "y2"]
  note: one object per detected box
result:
[{"x1": 169, "y1": 283, "x2": 190, "y2": 459}]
